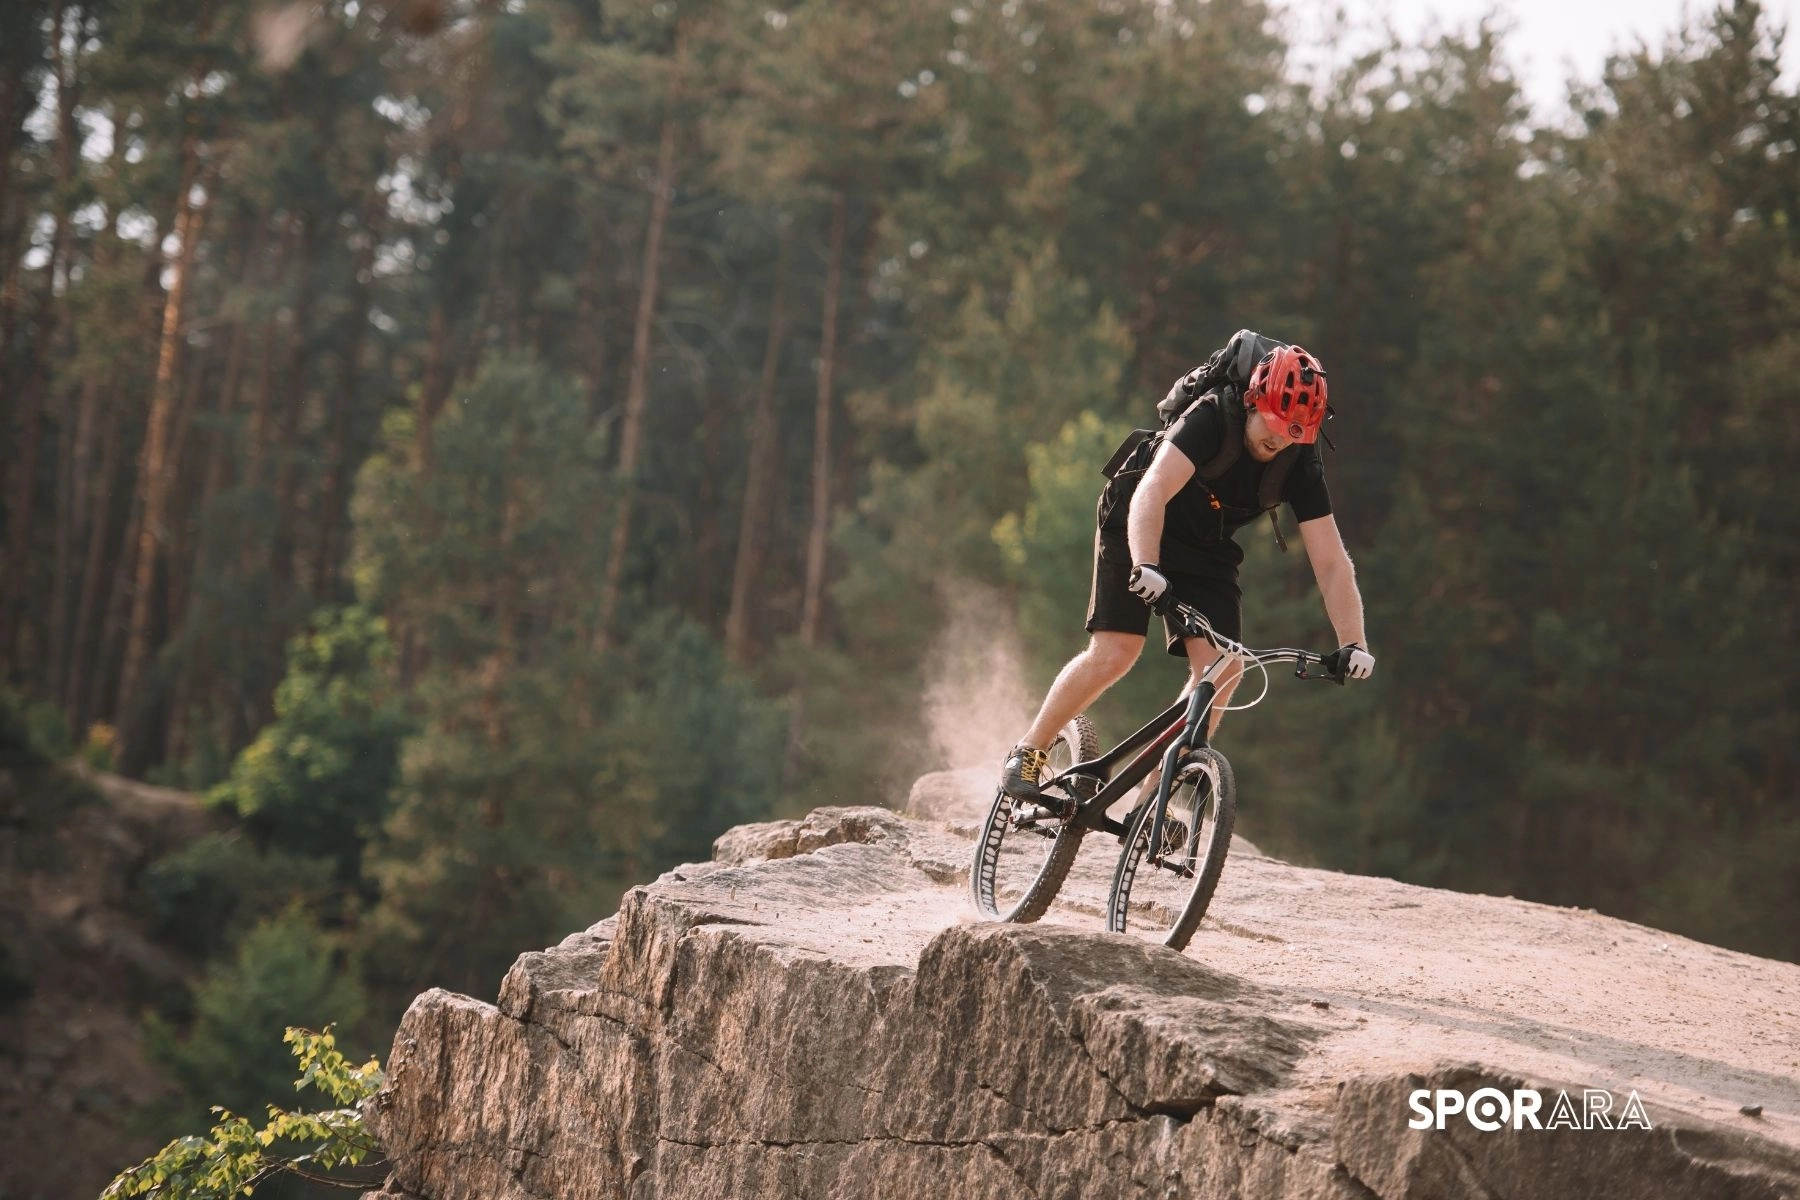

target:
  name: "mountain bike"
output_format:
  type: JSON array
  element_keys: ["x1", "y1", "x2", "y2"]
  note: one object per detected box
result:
[{"x1": 969, "y1": 599, "x2": 1350, "y2": 951}]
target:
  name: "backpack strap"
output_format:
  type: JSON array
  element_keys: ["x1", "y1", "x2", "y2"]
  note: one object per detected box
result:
[
  {"x1": 1257, "y1": 445, "x2": 1300, "y2": 553},
  {"x1": 1194, "y1": 387, "x2": 1245, "y2": 478},
  {"x1": 1256, "y1": 445, "x2": 1299, "y2": 511},
  {"x1": 1100, "y1": 427, "x2": 1158, "y2": 479},
  {"x1": 1164, "y1": 383, "x2": 1305, "y2": 554}
]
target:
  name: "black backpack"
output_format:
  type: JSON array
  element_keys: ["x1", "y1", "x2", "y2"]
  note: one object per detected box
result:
[
  {"x1": 1154, "y1": 328, "x2": 1286, "y2": 426},
  {"x1": 1100, "y1": 329, "x2": 1306, "y2": 551}
]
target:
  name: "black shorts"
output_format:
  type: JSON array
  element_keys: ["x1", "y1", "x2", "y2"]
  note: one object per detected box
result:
[{"x1": 1085, "y1": 532, "x2": 1242, "y2": 658}]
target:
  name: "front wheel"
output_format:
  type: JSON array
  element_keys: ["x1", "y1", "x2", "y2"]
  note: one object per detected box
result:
[
  {"x1": 970, "y1": 715, "x2": 1099, "y2": 923},
  {"x1": 1106, "y1": 747, "x2": 1236, "y2": 950}
]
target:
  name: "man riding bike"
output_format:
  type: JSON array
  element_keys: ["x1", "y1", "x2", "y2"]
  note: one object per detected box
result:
[{"x1": 1000, "y1": 342, "x2": 1375, "y2": 803}]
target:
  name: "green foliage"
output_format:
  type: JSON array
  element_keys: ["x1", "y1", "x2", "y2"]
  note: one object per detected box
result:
[
  {"x1": 857, "y1": 251, "x2": 1135, "y2": 590},
  {"x1": 142, "y1": 834, "x2": 339, "y2": 961},
  {"x1": 146, "y1": 910, "x2": 367, "y2": 1133},
  {"x1": 81, "y1": 723, "x2": 120, "y2": 773},
  {"x1": 351, "y1": 353, "x2": 609, "y2": 659},
  {"x1": 0, "y1": 686, "x2": 51, "y2": 769},
  {"x1": 619, "y1": 619, "x2": 788, "y2": 867},
  {"x1": 22, "y1": 696, "x2": 74, "y2": 760},
  {"x1": 358, "y1": 613, "x2": 785, "y2": 1002},
  {"x1": 104, "y1": 1026, "x2": 383, "y2": 1200},
  {"x1": 0, "y1": 689, "x2": 102, "y2": 819},
  {"x1": 350, "y1": 353, "x2": 782, "y2": 1000},
  {"x1": 207, "y1": 607, "x2": 410, "y2": 880}
]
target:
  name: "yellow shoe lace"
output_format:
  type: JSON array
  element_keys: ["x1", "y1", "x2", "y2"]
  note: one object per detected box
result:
[{"x1": 1014, "y1": 744, "x2": 1049, "y2": 783}]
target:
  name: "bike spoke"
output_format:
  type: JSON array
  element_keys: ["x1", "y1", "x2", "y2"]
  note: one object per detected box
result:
[
  {"x1": 970, "y1": 716, "x2": 1098, "y2": 924},
  {"x1": 1105, "y1": 748, "x2": 1238, "y2": 950}
]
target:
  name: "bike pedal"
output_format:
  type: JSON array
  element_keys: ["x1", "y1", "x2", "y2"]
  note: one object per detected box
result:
[{"x1": 1016, "y1": 797, "x2": 1074, "y2": 825}]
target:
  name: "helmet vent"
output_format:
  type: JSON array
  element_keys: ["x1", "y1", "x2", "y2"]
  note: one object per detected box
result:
[{"x1": 1247, "y1": 343, "x2": 1329, "y2": 444}]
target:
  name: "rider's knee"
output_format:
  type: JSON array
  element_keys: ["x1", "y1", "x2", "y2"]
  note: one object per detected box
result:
[
  {"x1": 1085, "y1": 632, "x2": 1142, "y2": 676},
  {"x1": 1183, "y1": 642, "x2": 1242, "y2": 691}
]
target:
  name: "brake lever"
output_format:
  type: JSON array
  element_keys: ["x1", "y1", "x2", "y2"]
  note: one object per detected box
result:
[
  {"x1": 1296, "y1": 651, "x2": 1349, "y2": 685},
  {"x1": 1156, "y1": 596, "x2": 1209, "y2": 641}
]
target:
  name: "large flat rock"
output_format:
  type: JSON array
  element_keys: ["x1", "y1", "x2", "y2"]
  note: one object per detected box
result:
[{"x1": 364, "y1": 792, "x2": 1800, "y2": 1199}]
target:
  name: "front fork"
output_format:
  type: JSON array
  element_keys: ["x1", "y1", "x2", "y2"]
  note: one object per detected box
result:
[{"x1": 1145, "y1": 681, "x2": 1215, "y2": 863}]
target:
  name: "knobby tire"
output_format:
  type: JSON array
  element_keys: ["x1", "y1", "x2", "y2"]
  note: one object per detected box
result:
[
  {"x1": 970, "y1": 715, "x2": 1098, "y2": 924},
  {"x1": 1106, "y1": 747, "x2": 1237, "y2": 951}
]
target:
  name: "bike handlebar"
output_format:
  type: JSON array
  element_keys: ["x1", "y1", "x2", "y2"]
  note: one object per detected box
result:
[{"x1": 1155, "y1": 596, "x2": 1349, "y2": 685}]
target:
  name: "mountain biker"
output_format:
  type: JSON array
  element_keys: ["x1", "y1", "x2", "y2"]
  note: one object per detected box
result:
[{"x1": 1000, "y1": 343, "x2": 1374, "y2": 803}]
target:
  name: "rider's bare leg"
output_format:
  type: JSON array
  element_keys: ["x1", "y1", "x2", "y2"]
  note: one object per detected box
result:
[
  {"x1": 1180, "y1": 636, "x2": 1244, "y2": 738},
  {"x1": 1017, "y1": 631, "x2": 1145, "y2": 749}
]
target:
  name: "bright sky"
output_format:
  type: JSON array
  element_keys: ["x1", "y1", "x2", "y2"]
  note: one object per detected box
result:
[{"x1": 1287, "y1": 0, "x2": 1800, "y2": 119}]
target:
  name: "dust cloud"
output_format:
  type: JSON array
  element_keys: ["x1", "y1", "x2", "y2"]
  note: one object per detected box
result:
[{"x1": 919, "y1": 585, "x2": 1037, "y2": 788}]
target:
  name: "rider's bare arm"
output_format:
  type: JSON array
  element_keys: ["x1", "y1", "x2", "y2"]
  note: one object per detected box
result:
[
  {"x1": 1127, "y1": 440, "x2": 1197, "y2": 566},
  {"x1": 1298, "y1": 514, "x2": 1368, "y2": 649}
]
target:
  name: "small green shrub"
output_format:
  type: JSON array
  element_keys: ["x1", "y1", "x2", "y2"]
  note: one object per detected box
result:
[
  {"x1": 0, "y1": 686, "x2": 48, "y2": 768},
  {"x1": 142, "y1": 835, "x2": 338, "y2": 960},
  {"x1": 103, "y1": 1025, "x2": 385, "y2": 1199}
]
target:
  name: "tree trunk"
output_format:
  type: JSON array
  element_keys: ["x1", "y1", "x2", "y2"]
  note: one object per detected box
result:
[
  {"x1": 693, "y1": 389, "x2": 726, "y2": 615},
  {"x1": 195, "y1": 207, "x2": 262, "y2": 515},
  {"x1": 246, "y1": 214, "x2": 297, "y2": 480},
  {"x1": 116, "y1": 137, "x2": 209, "y2": 766},
  {"x1": 65, "y1": 374, "x2": 125, "y2": 729},
  {"x1": 161, "y1": 345, "x2": 211, "y2": 641},
  {"x1": 576, "y1": 211, "x2": 610, "y2": 427},
  {"x1": 46, "y1": 370, "x2": 81, "y2": 685},
  {"x1": 416, "y1": 301, "x2": 450, "y2": 472},
  {"x1": 92, "y1": 197, "x2": 168, "y2": 733},
  {"x1": 783, "y1": 193, "x2": 850, "y2": 795},
  {"x1": 159, "y1": 346, "x2": 213, "y2": 769},
  {"x1": 799, "y1": 191, "x2": 846, "y2": 648},
  {"x1": 64, "y1": 128, "x2": 137, "y2": 727},
  {"x1": 313, "y1": 200, "x2": 378, "y2": 597},
  {"x1": 0, "y1": 1, "x2": 48, "y2": 442},
  {"x1": 0, "y1": 211, "x2": 25, "y2": 465},
  {"x1": 2, "y1": 390, "x2": 45, "y2": 672},
  {"x1": 43, "y1": 4, "x2": 88, "y2": 689},
  {"x1": 92, "y1": 471, "x2": 142, "y2": 734},
  {"x1": 724, "y1": 227, "x2": 791, "y2": 664},
  {"x1": 594, "y1": 27, "x2": 686, "y2": 651},
  {"x1": 263, "y1": 208, "x2": 319, "y2": 713},
  {"x1": 52, "y1": 366, "x2": 101, "y2": 704},
  {"x1": 4, "y1": 0, "x2": 79, "y2": 674}
]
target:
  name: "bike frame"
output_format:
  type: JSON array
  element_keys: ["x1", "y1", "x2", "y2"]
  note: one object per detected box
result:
[
  {"x1": 1043, "y1": 602, "x2": 1337, "y2": 860},
  {"x1": 1051, "y1": 652, "x2": 1230, "y2": 843}
]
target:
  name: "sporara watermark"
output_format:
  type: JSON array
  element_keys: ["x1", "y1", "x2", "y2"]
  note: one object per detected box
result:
[{"x1": 1408, "y1": 1087, "x2": 1653, "y2": 1132}]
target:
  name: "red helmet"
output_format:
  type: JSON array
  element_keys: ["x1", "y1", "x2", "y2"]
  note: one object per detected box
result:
[{"x1": 1246, "y1": 345, "x2": 1329, "y2": 444}]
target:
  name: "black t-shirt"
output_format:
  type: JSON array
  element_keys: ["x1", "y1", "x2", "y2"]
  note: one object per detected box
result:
[{"x1": 1102, "y1": 400, "x2": 1332, "y2": 579}]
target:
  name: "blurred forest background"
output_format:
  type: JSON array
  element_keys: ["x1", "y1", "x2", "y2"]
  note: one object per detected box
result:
[{"x1": 1, "y1": 0, "x2": 1797, "y2": 1188}]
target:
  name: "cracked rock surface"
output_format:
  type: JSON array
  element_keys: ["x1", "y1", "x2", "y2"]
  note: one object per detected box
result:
[{"x1": 365, "y1": 790, "x2": 1800, "y2": 1199}]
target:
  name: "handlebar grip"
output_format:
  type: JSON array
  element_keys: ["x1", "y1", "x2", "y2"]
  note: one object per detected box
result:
[
  {"x1": 1317, "y1": 647, "x2": 1350, "y2": 685},
  {"x1": 1156, "y1": 596, "x2": 1210, "y2": 641}
]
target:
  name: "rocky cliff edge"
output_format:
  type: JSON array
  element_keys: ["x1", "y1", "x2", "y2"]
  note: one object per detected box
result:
[{"x1": 363, "y1": 774, "x2": 1800, "y2": 1199}]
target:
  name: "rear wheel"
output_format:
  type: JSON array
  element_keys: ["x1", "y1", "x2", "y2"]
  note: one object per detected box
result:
[
  {"x1": 1106, "y1": 747, "x2": 1236, "y2": 950},
  {"x1": 969, "y1": 715, "x2": 1099, "y2": 923}
]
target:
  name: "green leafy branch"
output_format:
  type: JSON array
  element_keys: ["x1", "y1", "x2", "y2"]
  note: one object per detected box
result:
[{"x1": 103, "y1": 1027, "x2": 387, "y2": 1199}]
